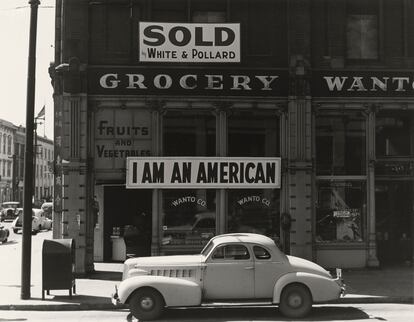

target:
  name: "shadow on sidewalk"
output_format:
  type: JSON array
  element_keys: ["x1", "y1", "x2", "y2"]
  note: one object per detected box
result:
[{"x1": 155, "y1": 306, "x2": 371, "y2": 321}]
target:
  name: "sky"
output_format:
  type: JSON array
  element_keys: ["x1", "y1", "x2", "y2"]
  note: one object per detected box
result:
[{"x1": 0, "y1": 0, "x2": 55, "y2": 139}]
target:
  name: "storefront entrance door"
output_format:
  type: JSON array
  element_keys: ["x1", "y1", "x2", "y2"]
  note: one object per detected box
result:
[
  {"x1": 103, "y1": 186, "x2": 152, "y2": 261},
  {"x1": 375, "y1": 181, "x2": 413, "y2": 265}
]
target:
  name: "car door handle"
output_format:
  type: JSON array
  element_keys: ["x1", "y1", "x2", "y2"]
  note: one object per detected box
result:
[{"x1": 244, "y1": 266, "x2": 254, "y2": 270}]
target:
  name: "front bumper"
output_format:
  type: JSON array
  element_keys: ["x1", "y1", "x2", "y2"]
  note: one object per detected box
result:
[{"x1": 334, "y1": 268, "x2": 346, "y2": 296}]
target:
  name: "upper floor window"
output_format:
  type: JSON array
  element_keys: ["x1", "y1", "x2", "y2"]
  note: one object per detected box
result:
[
  {"x1": 7, "y1": 161, "x2": 11, "y2": 177},
  {"x1": 7, "y1": 136, "x2": 11, "y2": 155},
  {"x1": 2, "y1": 134, "x2": 6, "y2": 154},
  {"x1": 346, "y1": 0, "x2": 379, "y2": 60}
]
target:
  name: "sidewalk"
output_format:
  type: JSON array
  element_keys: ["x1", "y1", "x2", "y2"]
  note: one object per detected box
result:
[{"x1": 0, "y1": 263, "x2": 412, "y2": 311}]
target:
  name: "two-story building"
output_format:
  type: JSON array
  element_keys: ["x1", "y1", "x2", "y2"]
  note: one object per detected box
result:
[
  {"x1": 50, "y1": 0, "x2": 413, "y2": 274},
  {"x1": 0, "y1": 119, "x2": 16, "y2": 203}
]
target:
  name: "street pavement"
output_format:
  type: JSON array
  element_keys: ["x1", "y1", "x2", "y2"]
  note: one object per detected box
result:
[{"x1": 0, "y1": 222, "x2": 412, "y2": 311}]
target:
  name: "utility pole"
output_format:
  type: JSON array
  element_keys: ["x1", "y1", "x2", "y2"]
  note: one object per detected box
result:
[{"x1": 21, "y1": 0, "x2": 40, "y2": 300}]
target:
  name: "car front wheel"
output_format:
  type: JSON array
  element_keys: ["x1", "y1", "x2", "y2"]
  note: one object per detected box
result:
[
  {"x1": 129, "y1": 288, "x2": 165, "y2": 321},
  {"x1": 279, "y1": 283, "x2": 312, "y2": 318}
]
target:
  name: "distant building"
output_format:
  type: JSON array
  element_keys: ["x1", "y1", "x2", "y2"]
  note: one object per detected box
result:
[
  {"x1": 0, "y1": 120, "x2": 53, "y2": 207},
  {"x1": 0, "y1": 119, "x2": 16, "y2": 203}
]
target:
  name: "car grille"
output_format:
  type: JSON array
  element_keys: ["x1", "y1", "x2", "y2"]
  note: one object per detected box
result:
[{"x1": 149, "y1": 268, "x2": 195, "y2": 278}]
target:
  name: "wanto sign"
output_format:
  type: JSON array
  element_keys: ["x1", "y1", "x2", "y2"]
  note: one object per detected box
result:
[
  {"x1": 126, "y1": 157, "x2": 281, "y2": 189},
  {"x1": 139, "y1": 22, "x2": 240, "y2": 63}
]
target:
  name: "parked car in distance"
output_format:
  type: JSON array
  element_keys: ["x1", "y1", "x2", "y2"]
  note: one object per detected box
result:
[
  {"x1": 12, "y1": 209, "x2": 52, "y2": 234},
  {"x1": 112, "y1": 233, "x2": 345, "y2": 320},
  {"x1": 0, "y1": 225, "x2": 10, "y2": 243},
  {"x1": 0, "y1": 201, "x2": 20, "y2": 222},
  {"x1": 41, "y1": 202, "x2": 53, "y2": 220}
]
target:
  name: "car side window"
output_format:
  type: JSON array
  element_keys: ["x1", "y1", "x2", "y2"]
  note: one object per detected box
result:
[
  {"x1": 253, "y1": 246, "x2": 271, "y2": 260},
  {"x1": 212, "y1": 244, "x2": 250, "y2": 260}
]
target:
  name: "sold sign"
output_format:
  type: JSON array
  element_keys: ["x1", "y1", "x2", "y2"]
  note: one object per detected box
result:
[{"x1": 139, "y1": 22, "x2": 240, "y2": 63}]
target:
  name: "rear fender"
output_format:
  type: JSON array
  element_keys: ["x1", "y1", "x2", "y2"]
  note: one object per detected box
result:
[
  {"x1": 273, "y1": 272, "x2": 342, "y2": 303},
  {"x1": 118, "y1": 275, "x2": 202, "y2": 307}
]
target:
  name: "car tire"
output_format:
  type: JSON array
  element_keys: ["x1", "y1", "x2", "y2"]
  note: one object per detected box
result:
[
  {"x1": 129, "y1": 288, "x2": 165, "y2": 321},
  {"x1": 31, "y1": 230, "x2": 37, "y2": 235},
  {"x1": 279, "y1": 283, "x2": 312, "y2": 318},
  {"x1": 2, "y1": 238, "x2": 7, "y2": 243}
]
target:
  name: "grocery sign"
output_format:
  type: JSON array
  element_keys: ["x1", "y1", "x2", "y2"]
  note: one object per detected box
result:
[
  {"x1": 139, "y1": 22, "x2": 240, "y2": 63},
  {"x1": 126, "y1": 157, "x2": 281, "y2": 189}
]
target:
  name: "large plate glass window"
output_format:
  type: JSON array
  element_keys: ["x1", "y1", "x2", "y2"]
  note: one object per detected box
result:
[
  {"x1": 316, "y1": 180, "x2": 366, "y2": 243},
  {"x1": 162, "y1": 189, "x2": 216, "y2": 247},
  {"x1": 227, "y1": 111, "x2": 280, "y2": 243},
  {"x1": 162, "y1": 111, "x2": 216, "y2": 249},
  {"x1": 315, "y1": 111, "x2": 367, "y2": 244}
]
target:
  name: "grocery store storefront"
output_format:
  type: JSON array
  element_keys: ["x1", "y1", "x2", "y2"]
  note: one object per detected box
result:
[{"x1": 90, "y1": 67, "x2": 289, "y2": 262}]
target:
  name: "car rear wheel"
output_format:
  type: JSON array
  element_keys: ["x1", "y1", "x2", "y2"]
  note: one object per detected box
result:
[
  {"x1": 279, "y1": 283, "x2": 312, "y2": 318},
  {"x1": 129, "y1": 288, "x2": 165, "y2": 321}
]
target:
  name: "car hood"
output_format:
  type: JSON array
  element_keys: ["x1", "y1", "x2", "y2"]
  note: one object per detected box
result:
[
  {"x1": 287, "y1": 255, "x2": 331, "y2": 278},
  {"x1": 125, "y1": 254, "x2": 203, "y2": 267},
  {"x1": 123, "y1": 254, "x2": 204, "y2": 279}
]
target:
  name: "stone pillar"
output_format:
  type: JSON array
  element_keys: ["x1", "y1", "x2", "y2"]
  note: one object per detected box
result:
[
  {"x1": 286, "y1": 56, "x2": 313, "y2": 260},
  {"x1": 367, "y1": 106, "x2": 379, "y2": 267}
]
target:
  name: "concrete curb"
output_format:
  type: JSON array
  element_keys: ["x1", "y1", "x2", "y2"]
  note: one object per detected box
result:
[{"x1": 0, "y1": 297, "x2": 412, "y2": 311}]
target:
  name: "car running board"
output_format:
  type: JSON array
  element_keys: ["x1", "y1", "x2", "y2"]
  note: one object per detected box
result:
[{"x1": 201, "y1": 300, "x2": 274, "y2": 307}]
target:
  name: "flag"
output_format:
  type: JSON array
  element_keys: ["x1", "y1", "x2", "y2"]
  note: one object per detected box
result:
[{"x1": 37, "y1": 105, "x2": 45, "y2": 119}]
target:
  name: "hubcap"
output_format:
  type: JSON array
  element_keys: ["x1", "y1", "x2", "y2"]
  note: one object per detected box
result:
[
  {"x1": 288, "y1": 293, "x2": 303, "y2": 308},
  {"x1": 140, "y1": 296, "x2": 154, "y2": 310}
]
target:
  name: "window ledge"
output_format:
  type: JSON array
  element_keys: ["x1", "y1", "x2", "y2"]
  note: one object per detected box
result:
[{"x1": 315, "y1": 241, "x2": 366, "y2": 250}]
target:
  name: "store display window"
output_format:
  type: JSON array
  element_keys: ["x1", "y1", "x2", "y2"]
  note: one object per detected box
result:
[
  {"x1": 227, "y1": 189, "x2": 280, "y2": 243},
  {"x1": 316, "y1": 113, "x2": 366, "y2": 175},
  {"x1": 162, "y1": 189, "x2": 216, "y2": 246},
  {"x1": 227, "y1": 110, "x2": 281, "y2": 241},
  {"x1": 162, "y1": 111, "x2": 216, "y2": 247},
  {"x1": 315, "y1": 181, "x2": 366, "y2": 243}
]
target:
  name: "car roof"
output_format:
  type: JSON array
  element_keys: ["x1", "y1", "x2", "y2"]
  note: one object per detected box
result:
[{"x1": 211, "y1": 233, "x2": 276, "y2": 247}]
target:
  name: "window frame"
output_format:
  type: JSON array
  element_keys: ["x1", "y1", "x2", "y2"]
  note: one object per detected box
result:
[{"x1": 314, "y1": 108, "x2": 369, "y2": 245}]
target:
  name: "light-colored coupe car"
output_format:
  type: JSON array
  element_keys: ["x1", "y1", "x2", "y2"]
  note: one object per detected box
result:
[
  {"x1": 112, "y1": 233, "x2": 345, "y2": 320},
  {"x1": 12, "y1": 208, "x2": 52, "y2": 234}
]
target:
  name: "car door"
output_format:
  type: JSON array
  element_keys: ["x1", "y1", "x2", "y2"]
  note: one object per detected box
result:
[
  {"x1": 252, "y1": 245, "x2": 289, "y2": 299},
  {"x1": 203, "y1": 243, "x2": 254, "y2": 300}
]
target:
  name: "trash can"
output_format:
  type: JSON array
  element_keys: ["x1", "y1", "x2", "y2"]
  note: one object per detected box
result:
[{"x1": 42, "y1": 239, "x2": 76, "y2": 300}]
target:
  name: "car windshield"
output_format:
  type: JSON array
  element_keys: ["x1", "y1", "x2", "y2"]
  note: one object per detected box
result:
[
  {"x1": 2, "y1": 202, "x2": 19, "y2": 209},
  {"x1": 200, "y1": 239, "x2": 215, "y2": 257}
]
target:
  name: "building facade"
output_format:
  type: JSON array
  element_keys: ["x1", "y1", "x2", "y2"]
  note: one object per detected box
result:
[
  {"x1": 51, "y1": 0, "x2": 414, "y2": 274},
  {"x1": 0, "y1": 119, "x2": 16, "y2": 203},
  {"x1": 0, "y1": 122, "x2": 54, "y2": 207}
]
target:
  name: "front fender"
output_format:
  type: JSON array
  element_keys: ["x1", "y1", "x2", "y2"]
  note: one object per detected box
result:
[
  {"x1": 273, "y1": 272, "x2": 342, "y2": 303},
  {"x1": 117, "y1": 276, "x2": 202, "y2": 307}
]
